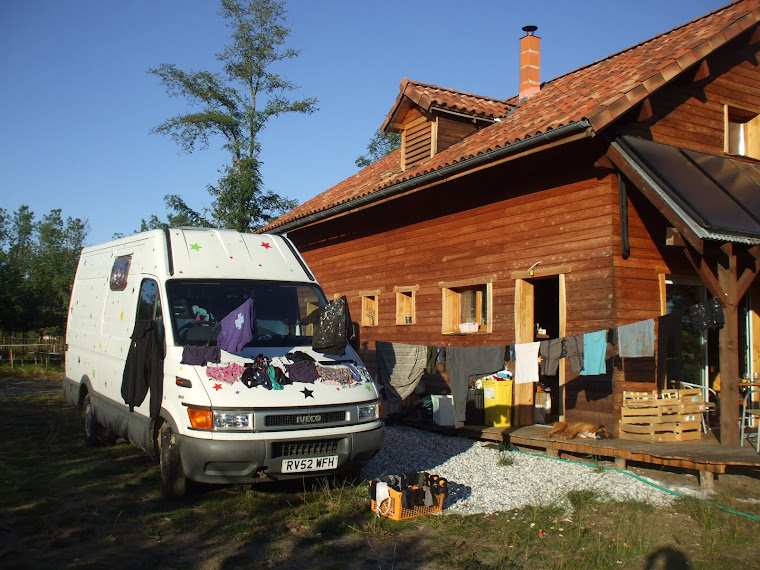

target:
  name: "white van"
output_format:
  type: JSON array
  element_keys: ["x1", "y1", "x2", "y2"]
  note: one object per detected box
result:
[{"x1": 64, "y1": 228, "x2": 384, "y2": 498}]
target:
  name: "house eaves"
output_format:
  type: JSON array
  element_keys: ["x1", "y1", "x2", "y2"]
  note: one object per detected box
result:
[{"x1": 264, "y1": 120, "x2": 592, "y2": 235}]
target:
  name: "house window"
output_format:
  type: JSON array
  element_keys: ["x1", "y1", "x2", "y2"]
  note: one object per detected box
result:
[
  {"x1": 725, "y1": 105, "x2": 760, "y2": 159},
  {"x1": 360, "y1": 291, "x2": 380, "y2": 327},
  {"x1": 440, "y1": 277, "x2": 494, "y2": 334},
  {"x1": 394, "y1": 285, "x2": 419, "y2": 325}
]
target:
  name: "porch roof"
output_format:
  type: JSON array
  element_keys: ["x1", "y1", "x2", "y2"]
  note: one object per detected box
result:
[{"x1": 613, "y1": 135, "x2": 760, "y2": 245}]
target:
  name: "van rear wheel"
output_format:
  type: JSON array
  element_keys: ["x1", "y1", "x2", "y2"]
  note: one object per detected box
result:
[{"x1": 159, "y1": 423, "x2": 187, "y2": 500}]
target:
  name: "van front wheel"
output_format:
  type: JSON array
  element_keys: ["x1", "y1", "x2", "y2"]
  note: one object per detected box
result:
[
  {"x1": 159, "y1": 423, "x2": 187, "y2": 500},
  {"x1": 83, "y1": 394, "x2": 108, "y2": 446}
]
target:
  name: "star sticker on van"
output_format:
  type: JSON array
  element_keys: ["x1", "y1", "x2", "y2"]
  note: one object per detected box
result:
[
  {"x1": 190, "y1": 243, "x2": 202, "y2": 251},
  {"x1": 260, "y1": 242, "x2": 271, "y2": 249},
  {"x1": 301, "y1": 387, "x2": 314, "y2": 399}
]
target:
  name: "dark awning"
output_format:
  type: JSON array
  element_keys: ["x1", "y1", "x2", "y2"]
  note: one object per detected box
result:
[{"x1": 613, "y1": 136, "x2": 760, "y2": 244}]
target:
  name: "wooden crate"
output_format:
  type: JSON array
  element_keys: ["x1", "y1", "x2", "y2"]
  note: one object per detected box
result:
[
  {"x1": 619, "y1": 419, "x2": 702, "y2": 442},
  {"x1": 622, "y1": 391, "x2": 658, "y2": 407},
  {"x1": 619, "y1": 388, "x2": 705, "y2": 442}
]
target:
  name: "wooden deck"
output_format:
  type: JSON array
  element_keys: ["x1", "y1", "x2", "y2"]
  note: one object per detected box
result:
[{"x1": 401, "y1": 419, "x2": 760, "y2": 491}]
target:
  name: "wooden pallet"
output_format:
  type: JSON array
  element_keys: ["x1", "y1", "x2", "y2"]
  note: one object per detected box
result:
[
  {"x1": 619, "y1": 389, "x2": 705, "y2": 442},
  {"x1": 618, "y1": 420, "x2": 702, "y2": 442}
]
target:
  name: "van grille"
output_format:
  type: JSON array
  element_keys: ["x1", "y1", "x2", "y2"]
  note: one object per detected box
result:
[
  {"x1": 273, "y1": 440, "x2": 340, "y2": 458},
  {"x1": 265, "y1": 410, "x2": 346, "y2": 428}
]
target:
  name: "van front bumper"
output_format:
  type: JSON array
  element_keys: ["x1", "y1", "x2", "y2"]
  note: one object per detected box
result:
[{"x1": 177, "y1": 425, "x2": 385, "y2": 484}]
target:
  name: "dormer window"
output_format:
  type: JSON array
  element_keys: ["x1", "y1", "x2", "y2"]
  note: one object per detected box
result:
[
  {"x1": 381, "y1": 79, "x2": 513, "y2": 172},
  {"x1": 725, "y1": 105, "x2": 760, "y2": 160}
]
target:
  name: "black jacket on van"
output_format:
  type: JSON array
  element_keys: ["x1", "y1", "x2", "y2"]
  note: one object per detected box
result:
[
  {"x1": 302, "y1": 296, "x2": 352, "y2": 356},
  {"x1": 121, "y1": 320, "x2": 163, "y2": 418}
]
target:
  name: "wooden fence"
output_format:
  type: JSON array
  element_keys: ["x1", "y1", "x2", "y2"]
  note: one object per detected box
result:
[{"x1": 0, "y1": 335, "x2": 65, "y2": 368}]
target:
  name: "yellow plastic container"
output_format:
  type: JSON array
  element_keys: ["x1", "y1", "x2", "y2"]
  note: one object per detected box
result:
[{"x1": 483, "y1": 379, "x2": 513, "y2": 427}]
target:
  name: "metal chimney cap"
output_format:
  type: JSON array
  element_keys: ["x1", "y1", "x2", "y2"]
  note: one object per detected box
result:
[{"x1": 522, "y1": 25, "x2": 538, "y2": 35}]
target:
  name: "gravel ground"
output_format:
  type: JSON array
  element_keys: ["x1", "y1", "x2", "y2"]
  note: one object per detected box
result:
[{"x1": 362, "y1": 425, "x2": 679, "y2": 515}]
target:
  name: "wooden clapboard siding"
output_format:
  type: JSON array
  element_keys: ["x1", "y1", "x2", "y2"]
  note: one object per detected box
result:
[
  {"x1": 437, "y1": 115, "x2": 479, "y2": 151},
  {"x1": 291, "y1": 147, "x2": 622, "y2": 360},
  {"x1": 628, "y1": 40, "x2": 760, "y2": 154},
  {"x1": 401, "y1": 110, "x2": 432, "y2": 170}
]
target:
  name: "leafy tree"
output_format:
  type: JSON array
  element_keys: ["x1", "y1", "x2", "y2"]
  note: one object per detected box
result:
[
  {"x1": 147, "y1": 0, "x2": 314, "y2": 232},
  {"x1": 0, "y1": 206, "x2": 34, "y2": 333},
  {"x1": 27, "y1": 210, "x2": 89, "y2": 332},
  {"x1": 355, "y1": 130, "x2": 401, "y2": 168},
  {"x1": 0, "y1": 206, "x2": 88, "y2": 334}
]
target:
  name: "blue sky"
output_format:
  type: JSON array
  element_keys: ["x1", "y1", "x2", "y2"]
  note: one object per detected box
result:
[{"x1": 0, "y1": 0, "x2": 729, "y2": 246}]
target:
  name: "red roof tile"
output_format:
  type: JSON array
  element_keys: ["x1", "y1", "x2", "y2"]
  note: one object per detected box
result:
[
  {"x1": 380, "y1": 79, "x2": 514, "y2": 132},
  {"x1": 263, "y1": 0, "x2": 760, "y2": 233}
]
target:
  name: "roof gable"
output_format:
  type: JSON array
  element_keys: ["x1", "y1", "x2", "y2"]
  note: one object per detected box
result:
[
  {"x1": 263, "y1": 0, "x2": 760, "y2": 234},
  {"x1": 380, "y1": 79, "x2": 514, "y2": 133}
]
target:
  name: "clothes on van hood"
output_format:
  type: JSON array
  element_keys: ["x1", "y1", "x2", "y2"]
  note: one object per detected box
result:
[
  {"x1": 121, "y1": 319, "x2": 164, "y2": 418},
  {"x1": 181, "y1": 345, "x2": 221, "y2": 366},
  {"x1": 217, "y1": 298, "x2": 256, "y2": 354}
]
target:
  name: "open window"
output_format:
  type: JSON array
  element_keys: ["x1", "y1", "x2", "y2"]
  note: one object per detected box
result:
[
  {"x1": 360, "y1": 290, "x2": 380, "y2": 327},
  {"x1": 725, "y1": 105, "x2": 760, "y2": 159},
  {"x1": 440, "y1": 277, "x2": 493, "y2": 334},
  {"x1": 395, "y1": 285, "x2": 418, "y2": 325}
]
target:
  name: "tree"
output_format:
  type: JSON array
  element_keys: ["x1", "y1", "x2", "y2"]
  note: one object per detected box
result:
[
  {"x1": 0, "y1": 206, "x2": 88, "y2": 334},
  {"x1": 147, "y1": 0, "x2": 314, "y2": 232},
  {"x1": 355, "y1": 130, "x2": 401, "y2": 168}
]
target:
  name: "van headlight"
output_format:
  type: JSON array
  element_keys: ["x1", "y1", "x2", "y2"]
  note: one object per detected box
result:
[
  {"x1": 213, "y1": 411, "x2": 252, "y2": 430},
  {"x1": 186, "y1": 408, "x2": 252, "y2": 431},
  {"x1": 357, "y1": 401, "x2": 380, "y2": 421}
]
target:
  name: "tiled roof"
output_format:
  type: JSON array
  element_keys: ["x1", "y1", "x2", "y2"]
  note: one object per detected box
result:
[
  {"x1": 380, "y1": 79, "x2": 514, "y2": 132},
  {"x1": 263, "y1": 0, "x2": 760, "y2": 233}
]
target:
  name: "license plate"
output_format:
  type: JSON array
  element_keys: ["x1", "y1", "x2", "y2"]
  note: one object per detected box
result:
[{"x1": 281, "y1": 455, "x2": 339, "y2": 473}]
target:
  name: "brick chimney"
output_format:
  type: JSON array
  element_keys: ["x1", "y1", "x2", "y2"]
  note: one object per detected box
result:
[{"x1": 519, "y1": 25, "x2": 541, "y2": 100}]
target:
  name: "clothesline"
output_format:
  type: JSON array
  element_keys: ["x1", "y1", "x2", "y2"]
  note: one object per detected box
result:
[{"x1": 373, "y1": 297, "x2": 724, "y2": 428}]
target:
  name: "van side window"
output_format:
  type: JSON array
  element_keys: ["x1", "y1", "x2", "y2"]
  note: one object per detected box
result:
[
  {"x1": 137, "y1": 279, "x2": 165, "y2": 349},
  {"x1": 137, "y1": 280, "x2": 159, "y2": 321},
  {"x1": 110, "y1": 256, "x2": 131, "y2": 291}
]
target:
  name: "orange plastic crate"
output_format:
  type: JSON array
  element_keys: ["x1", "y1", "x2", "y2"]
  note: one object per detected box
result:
[{"x1": 371, "y1": 486, "x2": 444, "y2": 521}]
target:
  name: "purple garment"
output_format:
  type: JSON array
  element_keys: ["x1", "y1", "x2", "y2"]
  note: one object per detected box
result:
[
  {"x1": 181, "y1": 345, "x2": 221, "y2": 366},
  {"x1": 285, "y1": 360, "x2": 319, "y2": 383},
  {"x1": 217, "y1": 298, "x2": 256, "y2": 353}
]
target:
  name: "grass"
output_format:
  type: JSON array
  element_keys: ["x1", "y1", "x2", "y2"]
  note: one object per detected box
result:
[
  {"x1": 0, "y1": 362, "x2": 64, "y2": 379},
  {"x1": 497, "y1": 451, "x2": 515, "y2": 467},
  {"x1": 1, "y1": 379, "x2": 760, "y2": 568}
]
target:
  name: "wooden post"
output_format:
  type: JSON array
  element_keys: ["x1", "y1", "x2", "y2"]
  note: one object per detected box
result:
[
  {"x1": 718, "y1": 243, "x2": 740, "y2": 447},
  {"x1": 514, "y1": 279, "x2": 535, "y2": 426}
]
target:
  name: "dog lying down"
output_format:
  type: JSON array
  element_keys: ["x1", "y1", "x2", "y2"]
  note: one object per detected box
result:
[{"x1": 547, "y1": 421, "x2": 611, "y2": 440}]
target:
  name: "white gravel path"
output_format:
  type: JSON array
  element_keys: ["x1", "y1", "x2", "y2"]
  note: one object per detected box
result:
[{"x1": 362, "y1": 425, "x2": 678, "y2": 515}]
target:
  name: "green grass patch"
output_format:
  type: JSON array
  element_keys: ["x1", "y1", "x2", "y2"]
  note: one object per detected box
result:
[{"x1": 1, "y1": 384, "x2": 759, "y2": 569}]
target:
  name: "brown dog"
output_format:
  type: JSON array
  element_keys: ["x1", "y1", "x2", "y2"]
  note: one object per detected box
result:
[{"x1": 547, "y1": 421, "x2": 611, "y2": 440}]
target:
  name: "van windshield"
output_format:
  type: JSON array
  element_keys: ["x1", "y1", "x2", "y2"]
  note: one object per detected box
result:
[{"x1": 166, "y1": 279, "x2": 327, "y2": 347}]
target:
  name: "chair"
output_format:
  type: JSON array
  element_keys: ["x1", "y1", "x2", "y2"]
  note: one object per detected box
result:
[
  {"x1": 679, "y1": 381, "x2": 719, "y2": 433},
  {"x1": 740, "y1": 387, "x2": 760, "y2": 453}
]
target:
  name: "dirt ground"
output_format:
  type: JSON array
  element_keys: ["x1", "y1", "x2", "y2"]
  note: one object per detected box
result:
[{"x1": 2, "y1": 376, "x2": 759, "y2": 569}]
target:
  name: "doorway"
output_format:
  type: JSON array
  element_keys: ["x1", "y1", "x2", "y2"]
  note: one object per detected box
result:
[{"x1": 514, "y1": 273, "x2": 567, "y2": 425}]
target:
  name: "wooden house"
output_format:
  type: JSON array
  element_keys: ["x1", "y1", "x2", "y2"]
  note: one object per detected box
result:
[{"x1": 262, "y1": 0, "x2": 760, "y2": 445}]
